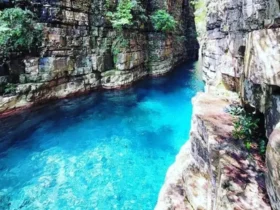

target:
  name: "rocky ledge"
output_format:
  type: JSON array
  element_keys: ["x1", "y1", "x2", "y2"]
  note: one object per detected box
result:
[
  {"x1": 156, "y1": 92, "x2": 271, "y2": 210},
  {"x1": 0, "y1": 0, "x2": 198, "y2": 115}
]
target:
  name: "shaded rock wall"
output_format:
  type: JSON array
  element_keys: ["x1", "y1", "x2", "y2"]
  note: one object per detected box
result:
[
  {"x1": 156, "y1": 92, "x2": 271, "y2": 210},
  {"x1": 0, "y1": 0, "x2": 198, "y2": 114},
  {"x1": 202, "y1": 0, "x2": 280, "y2": 136},
  {"x1": 201, "y1": 0, "x2": 280, "y2": 208}
]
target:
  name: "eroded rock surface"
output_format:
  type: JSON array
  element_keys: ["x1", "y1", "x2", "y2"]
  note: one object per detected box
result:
[
  {"x1": 202, "y1": 0, "x2": 280, "y2": 135},
  {"x1": 201, "y1": 0, "x2": 280, "y2": 208},
  {"x1": 266, "y1": 124, "x2": 280, "y2": 210},
  {"x1": 156, "y1": 92, "x2": 271, "y2": 210},
  {"x1": 0, "y1": 0, "x2": 198, "y2": 114}
]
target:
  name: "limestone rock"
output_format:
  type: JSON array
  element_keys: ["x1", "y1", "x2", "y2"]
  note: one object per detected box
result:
[
  {"x1": 101, "y1": 67, "x2": 147, "y2": 89},
  {"x1": 0, "y1": 0, "x2": 199, "y2": 114},
  {"x1": 156, "y1": 92, "x2": 271, "y2": 210},
  {"x1": 202, "y1": 0, "x2": 280, "y2": 208},
  {"x1": 266, "y1": 124, "x2": 280, "y2": 210},
  {"x1": 244, "y1": 28, "x2": 280, "y2": 86}
]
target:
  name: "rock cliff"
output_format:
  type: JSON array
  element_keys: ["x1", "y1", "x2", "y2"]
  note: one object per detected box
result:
[
  {"x1": 157, "y1": 0, "x2": 280, "y2": 209},
  {"x1": 156, "y1": 92, "x2": 271, "y2": 210},
  {"x1": 201, "y1": 0, "x2": 280, "y2": 208},
  {"x1": 0, "y1": 0, "x2": 198, "y2": 114},
  {"x1": 202, "y1": 0, "x2": 280, "y2": 138},
  {"x1": 266, "y1": 124, "x2": 280, "y2": 210}
]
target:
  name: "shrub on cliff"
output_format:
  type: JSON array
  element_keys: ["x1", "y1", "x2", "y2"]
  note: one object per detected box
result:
[
  {"x1": 227, "y1": 105, "x2": 268, "y2": 157},
  {"x1": 106, "y1": 0, "x2": 133, "y2": 29},
  {"x1": 150, "y1": 10, "x2": 177, "y2": 33},
  {"x1": 0, "y1": 8, "x2": 42, "y2": 58},
  {"x1": 106, "y1": 0, "x2": 147, "y2": 30}
]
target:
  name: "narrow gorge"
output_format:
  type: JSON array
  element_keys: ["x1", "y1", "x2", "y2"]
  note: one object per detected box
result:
[
  {"x1": 0, "y1": 0, "x2": 280, "y2": 210},
  {"x1": 157, "y1": 0, "x2": 280, "y2": 209},
  {"x1": 0, "y1": 0, "x2": 198, "y2": 114}
]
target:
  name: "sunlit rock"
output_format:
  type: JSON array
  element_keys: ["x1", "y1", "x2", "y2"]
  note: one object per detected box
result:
[{"x1": 156, "y1": 92, "x2": 271, "y2": 210}]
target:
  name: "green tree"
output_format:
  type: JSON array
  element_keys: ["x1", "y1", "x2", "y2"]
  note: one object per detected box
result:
[
  {"x1": 0, "y1": 8, "x2": 42, "y2": 57},
  {"x1": 106, "y1": 0, "x2": 147, "y2": 30},
  {"x1": 106, "y1": 0, "x2": 134, "y2": 30},
  {"x1": 150, "y1": 10, "x2": 177, "y2": 33}
]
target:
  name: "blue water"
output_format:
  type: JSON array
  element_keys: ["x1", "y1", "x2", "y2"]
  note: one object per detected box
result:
[{"x1": 0, "y1": 62, "x2": 203, "y2": 210}]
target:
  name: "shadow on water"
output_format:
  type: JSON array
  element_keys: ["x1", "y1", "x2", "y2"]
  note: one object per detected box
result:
[
  {"x1": 0, "y1": 61, "x2": 204, "y2": 210},
  {"x1": 0, "y1": 61, "x2": 204, "y2": 151}
]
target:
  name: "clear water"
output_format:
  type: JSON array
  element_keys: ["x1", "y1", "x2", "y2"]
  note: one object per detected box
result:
[{"x1": 0, "y1": 62, "x2": 204, "y2": 210}]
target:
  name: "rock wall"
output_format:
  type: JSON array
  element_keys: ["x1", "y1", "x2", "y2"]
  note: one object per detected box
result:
[
  {"x1": 156, "y1": 92, "x2": 271, "y2": 210},
  {"x1": 201, "y1": 0, "x2": 280, "y2": 209},
  {"x1": 0, "y1": 0, "x2": 198, "y2": 114},
  {"x1": 202, "y1": 0, "x2": 280, "y2": 136},
  {"x1": 266, "y1": 123, "x2": 280, "y2": 210}
]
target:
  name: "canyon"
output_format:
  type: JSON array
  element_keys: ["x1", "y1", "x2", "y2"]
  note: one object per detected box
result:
[
  {"x1": 1, "y1": 0, "x2": 280, "y2": 209},
  {"x1": 157, "y1": 0, "x2": 280, "y2": 209},
  {"x1": 0, "y1": 0, "x2": 198, "y2": 114}
]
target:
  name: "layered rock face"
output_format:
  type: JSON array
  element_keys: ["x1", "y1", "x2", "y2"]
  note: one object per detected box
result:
[
  {"x1": 202, "y1": 0, "x2": 280, "y2": 136},
  {"x1": 0, "y1": 0, "x2": 198, "y2": 114},
  {"x1": 156, "y1": 92, "x2": 271, "y2": 210},
  {"x1": 201, "y1": 0, "x2": 280, "y2": 209}
]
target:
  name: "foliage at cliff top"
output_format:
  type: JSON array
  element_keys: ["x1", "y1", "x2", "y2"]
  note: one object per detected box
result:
[
  {"x1": 106, "y1": 0, "x2": 133, "y2": 29},
  {"x1": 150, "y1": 10, "x2": 177, "y2": 33},
  {"x1": 106, "y1": 1, "x2": 176, "y2": 33},
  {"x1": 0, "y1": 7, "x2": 42, "y2": 57},
  {"x1": 106, "y1": 0, "x2": 147, "y2": 30}
]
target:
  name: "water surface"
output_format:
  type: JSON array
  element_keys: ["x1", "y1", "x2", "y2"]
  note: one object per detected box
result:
[{"x1": 0, "y1": 62, "x2": 204, "y2": 210}]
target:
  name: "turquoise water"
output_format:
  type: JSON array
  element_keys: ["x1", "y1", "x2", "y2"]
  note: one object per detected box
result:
[{"x1": 0, "y1": 62, "x2": 203, "y2": 210}]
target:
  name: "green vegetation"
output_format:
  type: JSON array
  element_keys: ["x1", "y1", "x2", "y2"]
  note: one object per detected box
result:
[
  {"x1": 106, "y1": 0, "x2": 147, "y2": 63},
  {"x1": 1, "y1": 83, "x2": 17, "y2": 95},
  {"x1": 105, "y1": 0, "x2": 111, "y2": 9},
  {"x1": 106, "y1": 0, "x2": 147, "y2": 30},
  {"x1": 150, "y1": 10, "x2": 177, "y2": 33},
  {"x1": 259, "y1": 138, "x2": 267, "y2": 156},
  {"x1": 111, "y1": 35, "x2": 129, "y2": 63},
  {"x1": 106, "y1": 3, "x2": 177, "y2": 33},
  {"x1": 226, "y1": 105, "x2": 268, "y2": 157},
  {"x1": 227, "y1": 105, "x2": 245, "y2": 116},
  {"x1": 232, "y1": 113, "x2": 259, "y2": 150},
  {"x1": 174, "y1": 35, "x2": 186, "y2": 45},
  {"x1": 106, "y1": 1, "x2": 178, "y2": 65},
  {"x1": 0, "y1": 8, "x2": 42, "y2": 57},
  {"x1": 106, "y1": 0, "x2": 133, "y2": 29}
]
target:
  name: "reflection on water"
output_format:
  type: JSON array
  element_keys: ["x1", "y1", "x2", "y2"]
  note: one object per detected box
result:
[{"x1": 0, "y1": 61, "x2": 204, "y2": 210}]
